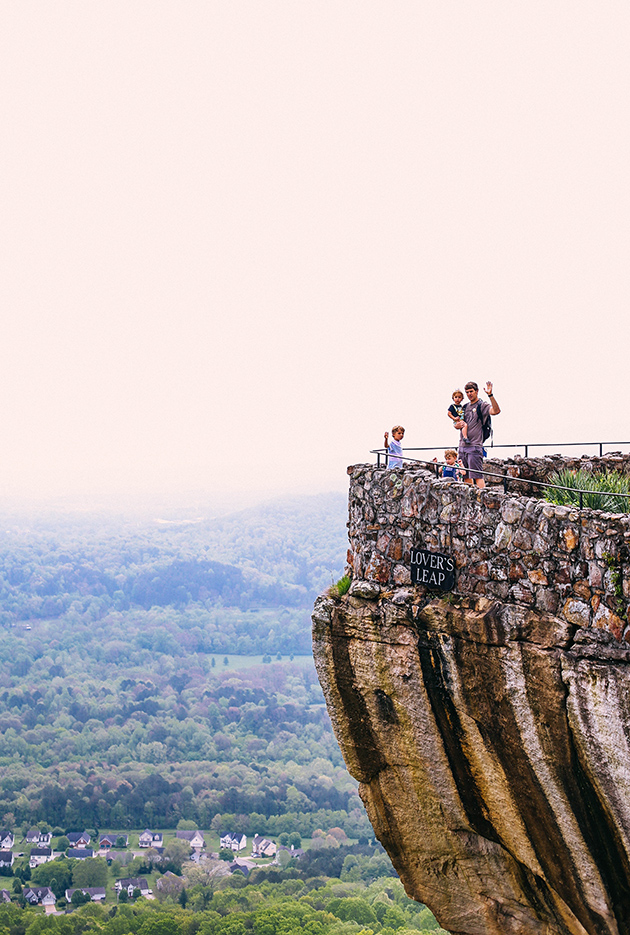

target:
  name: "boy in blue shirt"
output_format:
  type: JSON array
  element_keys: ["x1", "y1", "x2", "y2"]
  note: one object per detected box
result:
[
  {"x1": 384, "y1": 425, "x2": 404, "y2": 469},
  {"x1": 440, "y1": 449, "x2": 463, "y2": 479}
]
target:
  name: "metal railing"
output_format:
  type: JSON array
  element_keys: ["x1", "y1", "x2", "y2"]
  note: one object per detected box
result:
[
  {"x1": 368, "y1": 445, "x2": 630, "y2": 511},
  {"x1": 374, "y1": 441, "x2": 630, "y2": 465}
]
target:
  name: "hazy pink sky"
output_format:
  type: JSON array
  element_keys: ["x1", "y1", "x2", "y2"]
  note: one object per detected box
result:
[{"x1": 1, "y1": 2, "x2": 628, "y2": 505}]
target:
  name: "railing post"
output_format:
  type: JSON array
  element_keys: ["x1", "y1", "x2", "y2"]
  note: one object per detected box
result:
[
  {"x1": 599, "y1": 443, "x2": 603, "y2": 457},
  {"x1": 377, "y1": 452, "x2": 381, "y2": 467},
  {"x1": 524, "y1": 445, "x2": 528, "y2": 458},
  {"x1": 579, "y1": 490, "x2": 583, "y2": 510}
]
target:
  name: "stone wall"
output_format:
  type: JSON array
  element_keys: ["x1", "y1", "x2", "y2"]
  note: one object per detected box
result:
[
  {"x1": 471, "y1": 451, "x2": 630, "y2": 497},
  {"x1": 346, "y1": 458, "x2": 630, "y2": 642}
]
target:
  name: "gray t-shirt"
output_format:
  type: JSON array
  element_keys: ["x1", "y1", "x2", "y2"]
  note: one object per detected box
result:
[{"x1": 460, "y1": 399, "x2": 490, "y2": 448}]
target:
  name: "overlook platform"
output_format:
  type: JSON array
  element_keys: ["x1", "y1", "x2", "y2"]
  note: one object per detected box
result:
[{"x1": 346, "y1": 453, "x2": 630, "y2": 643}]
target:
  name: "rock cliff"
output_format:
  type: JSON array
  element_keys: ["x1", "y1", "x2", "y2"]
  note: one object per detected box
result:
[{"x1": 312, "y1": 462, "x2": 630, "y2": 935}]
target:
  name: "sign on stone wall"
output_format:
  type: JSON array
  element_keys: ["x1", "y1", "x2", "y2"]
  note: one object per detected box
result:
[{"x1": 410, "y1": 548, "x2": 455, "y2": 591}]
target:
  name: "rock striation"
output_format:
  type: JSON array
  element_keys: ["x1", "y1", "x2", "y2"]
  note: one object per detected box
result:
[{"x1": 313, "y1": 462, "x2": 630, "y2": 935}]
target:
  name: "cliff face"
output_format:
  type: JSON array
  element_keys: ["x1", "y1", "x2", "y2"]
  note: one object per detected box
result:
[{"x1": 313, "y1": 463, "x2": 630, "y2": 935}]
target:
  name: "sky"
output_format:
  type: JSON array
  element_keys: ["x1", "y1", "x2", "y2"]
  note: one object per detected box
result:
[{"x1": 1, "y1": 2, "x2": 629, "y2": 508}]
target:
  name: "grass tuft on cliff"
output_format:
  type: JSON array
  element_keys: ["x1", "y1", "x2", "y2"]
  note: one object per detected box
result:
[
  {"x1": 328, "y1": 574, "x2": 352, "y2": 599},
  {"x1": 545, "y1": 468, "x2": 630, "y2": 512}
]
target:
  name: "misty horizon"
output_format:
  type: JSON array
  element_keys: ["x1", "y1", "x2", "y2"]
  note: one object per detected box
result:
[{"x1": 2, "y1": 3, "x2": 628, "y2": 503}]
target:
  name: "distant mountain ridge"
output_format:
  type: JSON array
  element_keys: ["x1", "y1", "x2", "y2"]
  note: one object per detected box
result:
[{"x1": 0, "y1": 490, "x2": 348, "y2": 654}]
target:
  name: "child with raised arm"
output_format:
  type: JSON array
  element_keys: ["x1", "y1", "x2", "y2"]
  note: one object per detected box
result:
[
  {"x1": 447, "y1": 389, "x2": 467, "y2": 439},
  {"x1": 384, "y1": 425, "x2": 404, "y2": 469}
]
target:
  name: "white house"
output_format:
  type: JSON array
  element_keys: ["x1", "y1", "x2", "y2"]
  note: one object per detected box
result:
[
  {"x1": 0, "y1": 852, "x2": 14, "y2": 870},
  {"x1": 0, "y1": 832, "x2": 14, "y2": 850},
  {"x1": 65, "y1": 887, "x2": 107, "y2": 903},
  {"x1": 26, "y1": 827, "x2": 51, "y2": 845},
  {"x1": 220, "y1": 832, "x2": 247, "y2": 852},
  {"x1": 139, "y1": 830, "x2": 163, "y2": 848},
  {"x1": 115, "y1": 877, "x2": 150, "y2": 898},
  {"x1": 175, "y1": 830, "x2": 205, "y2": 850},
  {"x1": 29, "y1": 847, "x2": 53, "y2": 868},
  {"x1": 23, "y1": 887, "x2": 56, "y2": 913},
  {"x1": 67, "y1": 832, "x2": 91, "y2": 848}
]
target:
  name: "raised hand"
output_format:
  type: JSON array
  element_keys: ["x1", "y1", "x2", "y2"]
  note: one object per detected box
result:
[{"x1": 485, "y1": 381, "x2": 493, "y2": 396}]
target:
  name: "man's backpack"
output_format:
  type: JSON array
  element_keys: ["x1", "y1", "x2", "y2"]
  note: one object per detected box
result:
[
  {"x1": 479, "y1": 405, "x2": 493, "y2": 445},
  {"x1": 465, "y1": 402, "x2": 493, "y2": 445}
]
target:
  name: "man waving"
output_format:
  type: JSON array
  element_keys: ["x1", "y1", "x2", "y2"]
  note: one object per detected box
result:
[{"x1": 455, "y1": 381, "x2": 501, "y2": 489}]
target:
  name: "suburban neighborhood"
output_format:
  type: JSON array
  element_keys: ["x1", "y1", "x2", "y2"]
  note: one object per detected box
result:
[{"x1": 0, "y1": 824, "x2": 300, "y2": 913}]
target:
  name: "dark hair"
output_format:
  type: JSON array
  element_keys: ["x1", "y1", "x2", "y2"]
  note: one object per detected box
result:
[{"x1": 464, "y1": 381, "x2": 478, "y2": 392}]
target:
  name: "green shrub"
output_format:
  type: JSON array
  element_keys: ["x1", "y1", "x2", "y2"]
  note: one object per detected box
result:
[{"x1": 545, "y1": 469, "x2": 630, "y2": 513}]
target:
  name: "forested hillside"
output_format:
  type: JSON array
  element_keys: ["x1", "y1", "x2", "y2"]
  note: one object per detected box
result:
[
  {"x1": 0, "y1": 494, "x2": 358, "y2": 832},
  {"x1": 0, "y1": 493, "x2": 448, "y2": 933},
  {"x1": 0, "y1": 658, "x2": 368, "y2": 835},
  {"x1": 0, "y1": 493, "x2": 347, "y2": 655}
]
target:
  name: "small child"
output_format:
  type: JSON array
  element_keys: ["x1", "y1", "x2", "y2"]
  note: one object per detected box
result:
[
  {"x1": 447, "y1": 389, "x2": 467, "y2": 439},
  {"x1": 440, "y1": 449, "x2": 463, "y2": 480},
  {"x1": 384, "y1": 425, "x2": 404, "y2": 469}
]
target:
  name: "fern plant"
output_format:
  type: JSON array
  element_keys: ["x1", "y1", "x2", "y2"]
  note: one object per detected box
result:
[{"x1": 545, "y1": 469, "x2": 630, "y2": 513}]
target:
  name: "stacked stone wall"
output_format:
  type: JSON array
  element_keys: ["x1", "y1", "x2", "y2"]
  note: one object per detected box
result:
[
  {"x1": 478, "y1": 450, "x2": 630, "y2": 497},
  {"x1": 346, "y1": 458, "x2": 630, "y2": 642}
]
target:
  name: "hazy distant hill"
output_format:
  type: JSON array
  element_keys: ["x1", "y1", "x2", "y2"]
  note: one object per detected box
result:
[
  {"x1": 0, "y1": 491, "x2": 348, "y2": 653},
  {"x1": 0, "y1": 492, "x2": 362, "y2": 836}
]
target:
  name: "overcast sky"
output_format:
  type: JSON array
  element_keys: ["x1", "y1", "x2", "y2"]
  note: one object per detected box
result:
[{"x1": 1, "y1": 2, "x2": 628, "y2": 507}]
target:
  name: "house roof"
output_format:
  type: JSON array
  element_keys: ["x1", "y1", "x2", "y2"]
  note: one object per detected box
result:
[
  {"x1": 0, "y1": 890, "x2": 11, "y2": 902},
  {"x1": 116, "y1": 878, "x2": 149, "y2": 889},
  {"x1": 278, "y1": 845, "x2": 304, "y2": 858},
  {"x1": 100, "y1": 833, "x2": 128, "y2": 844},
  {"x1": 67, "y1": 848, "x2": 94, "y2": 859},
  {"x1": 66, "y1": 887, "x2": 106, "y2": 900},
  {"x1": 30, "y1": 847, "x2": 52, "y2": 856},
  {"x1": 24, "y1": 887, "x2": 55, "y2": 901},
  {"x1": 156, "y1": 871, "x2": 184, "y2": 891},
  {"x1": 0, "y1": 852, "x2": 13, "y2": 865},
  {"x1": 67, "y1": 832, "x2": 90, "y2": 844},
  {"x1": 176, "y1": 830, "x2": 204, "y2": 842}
]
